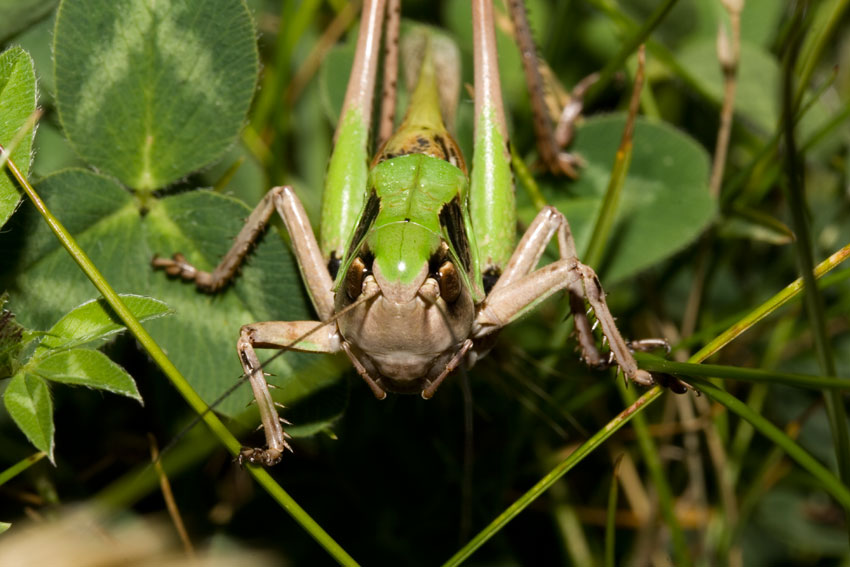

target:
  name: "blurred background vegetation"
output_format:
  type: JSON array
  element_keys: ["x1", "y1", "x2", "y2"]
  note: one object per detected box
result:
[{"x1": 2, "y1": 0, "x2": 850, "y2": 565}]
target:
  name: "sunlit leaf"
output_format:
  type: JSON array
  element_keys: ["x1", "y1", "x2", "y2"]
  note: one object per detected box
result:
[
  {"x1": 31, "y1": 348, "x2": 141, "y2": 402},
  {"x1": 3, "y1": 372, "x2": 53, "y2": 462},
  {"x1": 37, "y1": 294, "x2": 171, "y2": 352},
  {"x1": 0, "y1": 46, "x2": 37, "y2": 227}
]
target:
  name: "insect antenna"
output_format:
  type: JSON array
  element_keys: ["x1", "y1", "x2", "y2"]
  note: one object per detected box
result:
[
  {"x1": 458, "y1": 364, "x2": 474, "y2": 544},
  {"x1": 155, "y1": 287, "x2": 381, "y2": 463},
  {"x1": 418, "y1": 290, "x2": 474, "y2": 542}
]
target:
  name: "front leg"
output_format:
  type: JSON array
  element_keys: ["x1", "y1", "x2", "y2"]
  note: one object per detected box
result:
[
  {"x1": 154, "y1": 184, "x2": 341, "y2": 465},
  {"x1": 474, "y1": 206, "x2": 656, "y2": 387},
  {"x1": 236, "y1": 320, "x2": 342, "y2": 466}
]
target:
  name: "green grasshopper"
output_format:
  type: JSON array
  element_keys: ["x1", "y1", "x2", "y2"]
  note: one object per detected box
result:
[{"x1": 153, "y1": 0, "x2": 659, "y2": 466}]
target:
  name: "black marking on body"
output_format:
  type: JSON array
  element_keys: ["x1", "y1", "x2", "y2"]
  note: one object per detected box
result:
[
  {"x1": 483, "y1": 267, "x2": 502, "y2": 294},
  {"x1": 327, "y1": 252, "x2": 341, "y2": 280},
  {"x1": 439, "y1": 198, "x2": 472, "y2": 274},
  {"x1": 240, "y1": 351, "x2": 253, "y2": 370},
  {"x1": 434, "y1": 134, "x2": 450, "y2": 160},
  {"x1": 428, "y1": 243, "x2": 449, "y2": 277},
  {"x1": 344, "y1": 190, "x2": 381, "y2": 263}
]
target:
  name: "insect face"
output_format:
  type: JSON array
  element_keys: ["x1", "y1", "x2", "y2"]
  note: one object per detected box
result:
[{"x1": 335, "y1": 233, "x2": 475, "y2": 395}]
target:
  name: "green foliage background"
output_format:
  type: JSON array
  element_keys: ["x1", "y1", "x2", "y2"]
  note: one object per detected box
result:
[{"x1": 1, "y1": 0, "x2": 849, "y2": 565}]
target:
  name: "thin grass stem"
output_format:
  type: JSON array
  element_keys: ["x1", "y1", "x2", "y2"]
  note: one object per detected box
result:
[
  {"x1": 781, "y1": 4, "x2": 850, "y2": 539},
  {"x1": 618, "y1": 380, "x2": 691, "y2": 566},
  {"x1": 604, "y1": 455, "x2": 622, "y2": 567},
  {"x1": 584, "y1": 0, "x2": 680, "y2": 105},
  {"x1": 686, "y1": 377, "x2": 850, "y2": 510},
  {"x1": 0, "y1": 451, "x2": 47, "y2": 487},
  {"x1": 446, "y1": 237, "x2": 850, "y2": 565},
  {"x1": 584, "y1": 46, "x2": 644, "y2": 267}
]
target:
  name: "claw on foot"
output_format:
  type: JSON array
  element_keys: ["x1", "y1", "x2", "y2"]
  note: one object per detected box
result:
[
  {"x1": 629, "y1": 368, "x2": 656, "y2": 387},
  {"x1": 603, "y1": 338, "x2": 691, "y2": 394},
  {"x1": 151, "y1": 253, "x2": 198, "y2": 280},
  {"x1": 237, "y1": 446, "x2": 285, "y2": 467},
  {"x1": 626, "y1": 338, "x2": 672, "y2": 355}
]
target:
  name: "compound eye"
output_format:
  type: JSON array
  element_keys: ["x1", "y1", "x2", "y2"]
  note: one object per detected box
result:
[
  {"x1": 437, "y1": 261, "x2": 461, "y2": 303},
  {"x1": 345, "y1": 257, "x2": 368, "y2": 299}
]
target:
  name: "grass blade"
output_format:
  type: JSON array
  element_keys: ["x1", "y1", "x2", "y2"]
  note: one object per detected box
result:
[
  {"x1": 0, "y1": 451, "x2": 46, "y2": 487},
  {"x1": 781, "y1": 3, "x2": 850, "y2": 538},
  {"x1": 584, "y1": 47, "x2": 644, "y2": 268},
  {"x1": 605, "y1": 455, "x2": 622, "y2": 567},
  {"x1": 584, "y1": 0, "x2": 680, "y2": 105},
  {"x1": 441, "y1": 386, "x2": 665, "y2": 567},
  {"x1": 617, "y1": 379, "x2": 691, "y2": 567},
  {"x1": 686, "y1": 377, "x2": 850, "y2": 510},
  {"x1": 636, "y1": 355, "x2": 850, "y2": 390},
  {"x1": 446, "y1": 237, "x2": 850, "y2": 565}
]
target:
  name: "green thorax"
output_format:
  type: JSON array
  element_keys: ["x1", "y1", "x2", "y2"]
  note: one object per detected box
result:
[{"x1": 366, "y1": 155, "x2": 467, "y2": 286}]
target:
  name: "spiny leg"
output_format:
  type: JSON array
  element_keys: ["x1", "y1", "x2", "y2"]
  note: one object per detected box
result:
[
  {"x1": 152, "y1": 187, "x2": 282, "y2": 293},
  {"x1": 155, "y1": 184, "x2": 340, "y2": 465},
  {"x1": 474, "y1": 206, "x2": 655, "y2": 386},
  {"x1": 231, "y1": 186, "x2": 342, "y2": 463},
  {"x1": 236, "y1": 282, "x2": 384, "y2": 465},
  {"x1": 152, "y1": 186, "x2": 336, "y2": 321},
  {"x1": 570, "y1": 292, "x2": 607, "y2": 368},
  {"x1": 568, "y1": 262, "x2": 654, "y2": 386},
  {"x1": 507, "y1": 0, "x2": 579, "y2": 178},
  {"x1": 236, "y1": 320, "x2": 342, "y2": 465},
  {"x1": 237, "y1": 330, "x2": 289, "y2": 466},
  {"x1": 506, "y1": 0, "x2": 601, "y2": 178},
  {"x1": 376, "y1": 0, "x2": 400, "y2": 148}
]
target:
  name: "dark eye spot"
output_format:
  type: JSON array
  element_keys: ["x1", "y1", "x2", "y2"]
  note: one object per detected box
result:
[
  {"x1": 346, "y1": 257, "x2": 368, "y2": 300},
  {"x1": 437, "y1": 261, "x2": 461, "y2": 303}
]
